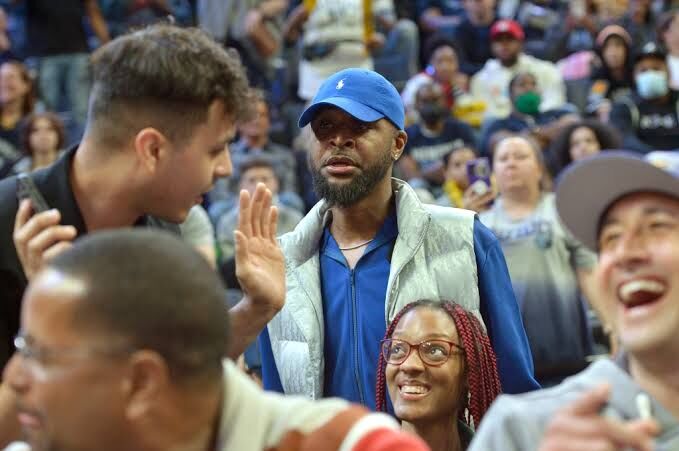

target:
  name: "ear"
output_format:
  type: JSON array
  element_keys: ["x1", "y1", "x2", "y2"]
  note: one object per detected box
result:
[
  {"x1": 123, "y1": 350, "x2": 171, "y2": 422},
  {"x1": 133, "y1": 128, "x2": 171, "y2": 174},
  {"x1": 391, "y1": 130, "x2": 408, "y2": 161}
]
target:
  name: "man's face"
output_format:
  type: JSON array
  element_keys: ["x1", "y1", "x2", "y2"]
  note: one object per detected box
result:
[
  {"x1": 307, "y1": 107, "x2": 405, "y2": 207},
  {"x1": 3, "y1": 270, "x2": 131, "y2": 451},
  {"x1": 634, "y1": 56, "x2": 669, "y2": 78},
  {"x1": 415, "y1": 84, "x2": 446, "y2": 113},
  {"x1": 152, "y1": 100, "x2": 235, "y2": 222},
  {"x1": 238, "y1": 100, "x2": 270, "y2": 140},
  {"x1": 491, "y1": 35, "x2": 522, "y2": 66},
  {"x1": 597, "y1": 193, "x2": 679, "y2": 357},
  {"x1": 239, "y1": 165, "x2": 279, "y2": 195}
]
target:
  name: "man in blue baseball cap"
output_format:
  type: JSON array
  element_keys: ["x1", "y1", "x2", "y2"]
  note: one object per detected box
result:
[
  {"x1": 258, "y1": 68, "x2": 539, "y2": 410},
  {"x1": 469, "y1": 151, "x2": 679, "y2": 451}
]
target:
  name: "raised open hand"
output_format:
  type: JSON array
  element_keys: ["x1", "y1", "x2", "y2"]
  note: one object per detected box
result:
[{"x1": 234, "y1": 183, "x2": 285, "y2": 314}]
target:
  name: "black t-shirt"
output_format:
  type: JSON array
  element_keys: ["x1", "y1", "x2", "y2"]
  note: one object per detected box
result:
[
  {"x1": 610, "y1": 90, "x2": 679, "y2": 153},
  {"x1": 0, "y1": 146, "x2": 179, "y2": 368},
  {"x1": 25, "y1": 0, "x2": 89, "y2": 57},
  {"x1": 404, "y1": 117, "x2": 477, "y2": 169}
]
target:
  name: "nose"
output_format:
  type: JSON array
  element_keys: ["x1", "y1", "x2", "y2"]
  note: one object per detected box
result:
[
  {"x1": 329, "y1": 128, "x2": 356, "y2": 150},
  {"x1": 3, "y1": 353, "x2": 31, "y2": 395},
  {"x1": 611, "y1": 230, "x2": 651, "y2": 272},
  {"x1": 214, "y1": 145, "x2": 232, "y2": 179},
  {"x1": 399, "y1": 347, "x2": 426, "y2": 373}
]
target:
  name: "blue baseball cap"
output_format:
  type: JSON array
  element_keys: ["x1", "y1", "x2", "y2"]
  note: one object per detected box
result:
[
  {"x1": 298, "y1": 68, "x2": 405, "y2": 130},
  {"x1": 556, "y1": 151, "x2": 679, "y2": 251}
]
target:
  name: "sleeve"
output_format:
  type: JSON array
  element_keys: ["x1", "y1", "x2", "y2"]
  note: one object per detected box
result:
[
  {"x1": 468, "y1": 395, "x2": 545, "y2": 451},
  {"x1": 473, "y1": 218, "x2": 540, "y2": 394},
  {"x1": 258, "y1": 327, "x2": 285, "y2": 392},
  {"x1": 609, "y1": 101, "x2": 654, "y2": 154}
]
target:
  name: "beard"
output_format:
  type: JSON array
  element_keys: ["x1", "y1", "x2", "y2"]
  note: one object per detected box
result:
[{"x1": 310, "y1": 146, "x2": 393, "y2": 208}]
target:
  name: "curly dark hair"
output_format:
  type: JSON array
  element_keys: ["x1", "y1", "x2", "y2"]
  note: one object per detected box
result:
[
  {"x1": 547, "y1": 119, "x2": 621, "y2": 176},
  {"x1": 88, "y1": 24, "x2": 254, "y2": 149},
  {"x1": 375, "y1": 300, "x2": 501, "y2": 429}
]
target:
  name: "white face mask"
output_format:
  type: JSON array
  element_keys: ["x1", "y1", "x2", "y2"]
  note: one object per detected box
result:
[{"x1": 635, "y1": 70, "x2": 670, "y2": 99}]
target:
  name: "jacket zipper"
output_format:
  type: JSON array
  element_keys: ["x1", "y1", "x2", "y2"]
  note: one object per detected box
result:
[{"x1": 350, "y1": 269, "x2": 365, "y2": 405}]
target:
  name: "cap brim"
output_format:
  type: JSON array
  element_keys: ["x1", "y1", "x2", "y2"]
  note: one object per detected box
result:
[
  {"x1": 556, "y1": 152, "x2": 679, "y2": 251},
  {"x1": 298, "y1": 97, "x2": 385, "y2": 128}
]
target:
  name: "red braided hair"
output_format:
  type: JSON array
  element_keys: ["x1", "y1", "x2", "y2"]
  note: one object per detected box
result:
[{"x1": 375, "y1": 300, "x2": 502, "y2": 429}]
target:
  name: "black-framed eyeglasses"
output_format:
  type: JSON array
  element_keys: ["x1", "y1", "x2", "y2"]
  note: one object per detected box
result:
[{"x1": 381, "y1": 338, "x2": 464, "y2": 367}]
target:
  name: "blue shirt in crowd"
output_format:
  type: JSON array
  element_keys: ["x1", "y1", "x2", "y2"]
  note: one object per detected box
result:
[{"x1": 259, "y1": 214, "x2": 540, "y2": 407}]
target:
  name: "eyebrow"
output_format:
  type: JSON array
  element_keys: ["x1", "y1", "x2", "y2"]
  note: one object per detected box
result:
[{"x1": 600, "y1": 205, "x2": 677, "y2": 229}]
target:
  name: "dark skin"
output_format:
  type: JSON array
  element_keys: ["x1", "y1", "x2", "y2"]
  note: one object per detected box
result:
[
  {"x1": 491, "y1": 34, "x2": 522, "y2": 67},
  {"x1": 308, "y1": 107, "x2": 407, "y2": 269},
  {"x1": 399, "y1": 84, "x2": 447, "y2": 184}
]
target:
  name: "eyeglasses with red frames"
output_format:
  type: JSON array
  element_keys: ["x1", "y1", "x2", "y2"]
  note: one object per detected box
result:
[{"x1": 381, "y1": 338, "x2": 464, "y2": 367}]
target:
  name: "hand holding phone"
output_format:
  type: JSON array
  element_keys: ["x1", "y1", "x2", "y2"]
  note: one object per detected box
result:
[
  {"x1": 13, "y1": 175, "x2": 77, "y2": 280},
  {"x1": 466, "y1": 157, "x2": 492, "y2": 196}
]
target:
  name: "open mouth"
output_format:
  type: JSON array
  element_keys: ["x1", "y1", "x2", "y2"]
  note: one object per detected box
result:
[
  {"x1": 398, "y1": 383, "x2": 431, "y2": 399},
  {"x1": 618, "y1": 279, "x2": 666, "y2": 309}
]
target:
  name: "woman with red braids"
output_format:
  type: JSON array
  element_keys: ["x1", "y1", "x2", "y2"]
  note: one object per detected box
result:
[{"x1": 375, "y1": 300, "x2": 502, "y2": 451}]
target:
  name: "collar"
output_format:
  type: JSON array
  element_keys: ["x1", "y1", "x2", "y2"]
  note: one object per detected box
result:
[
  {"x1": 34, "y1": 145, "x2": 170, "y2": 233},
  {"x1": 320, "y1": 204, "x2": 398, "y2": 263},
  {"x1": 282, "y1": 179, "x2": 430, "y2": 267},
  {"x1": 35, "y1": 145, "x2": 88, "y2": 235}
]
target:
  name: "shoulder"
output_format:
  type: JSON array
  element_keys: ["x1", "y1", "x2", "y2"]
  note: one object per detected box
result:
[
  {"x1": 424, "y1": 203, "x2": 476, "y2": 224},
  {"x1": 471, "y1": 375, "x2": 594, "y2": 449}
]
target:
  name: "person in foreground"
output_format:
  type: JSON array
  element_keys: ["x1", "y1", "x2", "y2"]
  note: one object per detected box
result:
[
  {"x1": 258, "y1": 67, "x2": 538, "y2": 411},
  {"x1": 2, "y1": 229, "x2": 430, "y2": 451},
  {"x1": 468, "y1": 151, "x2": 679, "y2": 451},
  {"x1": 0, "y1": 24, "x2": 285, "y2": 369},
  {"x1": 376, "y1": 300, "x2": 502, "y2": 450}
]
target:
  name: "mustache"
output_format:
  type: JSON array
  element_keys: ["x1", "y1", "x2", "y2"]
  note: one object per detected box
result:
[{"x1": 320, "y1": 150, "x2": 361, "y2": 168}]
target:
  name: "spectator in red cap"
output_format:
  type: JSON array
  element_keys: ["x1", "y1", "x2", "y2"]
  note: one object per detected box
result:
[{"x1": 470, "y1": 19, "x2": 567, "y2": 120}]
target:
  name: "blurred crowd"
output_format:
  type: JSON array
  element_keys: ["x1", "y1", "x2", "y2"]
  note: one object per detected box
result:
[{"x1": 0, "y1": 2, "x2": 677, "y2": 450}]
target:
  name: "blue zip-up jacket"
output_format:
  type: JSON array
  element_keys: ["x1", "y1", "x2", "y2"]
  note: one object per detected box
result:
[{"x1": 260, "y1": 223, "x2": 539, "y2": 402}]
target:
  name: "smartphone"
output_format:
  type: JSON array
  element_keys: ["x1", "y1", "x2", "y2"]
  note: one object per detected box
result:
[
  {"x1": 466, "y1": 157, "x2": 492, "y2": 196},
  {"x1": 16, "y1": 173, "x2": 50, "y2": 213}
]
